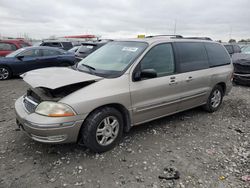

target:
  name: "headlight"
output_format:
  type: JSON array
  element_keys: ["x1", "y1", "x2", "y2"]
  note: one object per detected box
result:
[{"x1": 35, "y1": 101, "x2": 76, "y2": 117}]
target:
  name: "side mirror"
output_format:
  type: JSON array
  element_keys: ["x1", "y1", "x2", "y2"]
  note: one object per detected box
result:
[
  {"x1": 134, "y1": 69, "x2": 157, "y2": 81},
  {"x1": 16, "y1": 55, "x2": 24, "y2": 60}
]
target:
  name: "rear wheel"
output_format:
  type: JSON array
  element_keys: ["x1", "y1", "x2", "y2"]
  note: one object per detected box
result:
[
  {"x1": 0, "y1": 66, "x2": 11, "y2": 80},
  {"x1": 81, "y1": 107, "x2": 123, "y2": 153},
  {"x1": 203, "y1": 85, "x2": 223, "y2": 112}
]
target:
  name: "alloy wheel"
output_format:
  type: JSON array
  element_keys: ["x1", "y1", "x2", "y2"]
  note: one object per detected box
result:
[
  {"x1": 0, "y1": 68, "x2": 9, "y2": 80},
  {"x1": 211, "y1": 89, "x2": 222, "y2": 108},
  {"x1": 96, "y1": 116, "x2": 120, "y2": 146}
]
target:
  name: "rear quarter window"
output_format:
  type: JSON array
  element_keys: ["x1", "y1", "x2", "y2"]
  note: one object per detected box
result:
[
  {"x1": 205, "y1": 43, "x2": 231, "y2": 67},
  {"x1": 175, "y1": 42, "x2": 209, "y2": 73}
]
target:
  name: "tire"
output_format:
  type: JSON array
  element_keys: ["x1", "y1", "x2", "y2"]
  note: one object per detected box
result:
[
  {"x1": 81, "y1": 107, "x2": 124, "y2": 153},
  {"x1": 0, "y1": 66, "x2": 12, "y2": 80},
  {"x1": 203, "y1": 85, "x2": 224, "y2": 113}
]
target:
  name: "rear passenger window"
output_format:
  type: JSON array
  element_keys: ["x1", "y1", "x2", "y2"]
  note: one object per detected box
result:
[
  {"x1": 205, "y1": 43, "x2": 231, "y2": 67},
  {"x1": 42, "y1": 49, "x2": 61, "y2": 56},
  {"x1": 140, "y1": 43, "x2": 175, "y2": 77},
  {"x1": 175, "y1": 42, "x2": 209, "y2": 72}
]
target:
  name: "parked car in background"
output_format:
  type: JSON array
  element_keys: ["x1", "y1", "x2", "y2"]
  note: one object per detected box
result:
[
  {"x1": 223, "y1": 43, "x2": 241, "y2": 56},
  {"x1": 40, "y1": 40, "x2": 74, "y2": 50},
  {"x1": 0, "y1": 39, "x2": 31, "y2": 57},
  {"x1": 239, "y1": 44, "x2": 247, "y2": 49},
  {"x1": 68, "y1": 45, "x2": 80, "y2": 53},
  {"x1": 232, "y1": 45, "x2": 250, "y2": 85},
  {"x1": 75, "y1": 40, "x2": 112, "y2": 61},
  {"x1": 0, "y1": 46, "x2": 75, "y2": 80},
  {"x1": 15, "y1": 37, "x2": 233, "y2": 152},
  {"x1": 241, "y1": 45, "x2": 250, "y2": 54}
]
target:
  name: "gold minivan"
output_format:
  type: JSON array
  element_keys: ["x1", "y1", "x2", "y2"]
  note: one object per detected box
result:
[{"x1": 15, "y1": 37, "x2": 233, "y2": 152}]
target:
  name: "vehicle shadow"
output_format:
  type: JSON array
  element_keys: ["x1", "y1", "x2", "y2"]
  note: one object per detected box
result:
[{"x1": 23, "y1": 106, "x2": 209, "y2": 158}]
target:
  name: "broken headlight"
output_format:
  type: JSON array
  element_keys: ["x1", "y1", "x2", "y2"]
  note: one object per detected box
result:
[{"x1": 35, "y1": 101, "x2": 76, "y2": 117}]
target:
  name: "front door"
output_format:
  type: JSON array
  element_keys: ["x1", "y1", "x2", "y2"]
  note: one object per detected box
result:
[
  {"x1": 15, "y1": 49, "x2": 42, "y2": 73},
  {"x1": 129, "y1": 43, "x2": 182, "y2": 125}
]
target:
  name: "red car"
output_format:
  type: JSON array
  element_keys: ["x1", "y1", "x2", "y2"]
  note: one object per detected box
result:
[{"x1": 0, "y1": 39, "x2": 31, "y2": 57}]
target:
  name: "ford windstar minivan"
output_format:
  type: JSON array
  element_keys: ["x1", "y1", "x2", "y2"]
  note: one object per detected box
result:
[{"x1": 15, "y1": 36, "x2": 233, "y2": 152}]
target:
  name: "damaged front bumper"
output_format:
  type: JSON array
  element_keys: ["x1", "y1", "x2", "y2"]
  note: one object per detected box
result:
[
  {"x1": 233, "y1": 73, "x2": 250, "y2": 85},
  {"x1": 15, "y1": 97, "x2": 86, "y2": 144},
  {"x1": 233, "y1": 60, "x2": 250, "y2": 85}
]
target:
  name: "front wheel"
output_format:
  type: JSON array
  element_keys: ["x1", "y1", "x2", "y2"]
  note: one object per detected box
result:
[
  {"x1": 81, "y1": 107, "x2": 123, "y2": 153},
  {"x1": 0, "y1": 66, "x2": 11, "y2": 80},
  {"x1": 203, "y1": 85, "x2": 224, "y2": 112}
]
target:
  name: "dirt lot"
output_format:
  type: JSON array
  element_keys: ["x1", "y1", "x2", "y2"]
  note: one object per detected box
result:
[{"x1": 0, "y1": 78, "x2": 249, "y2": 188}]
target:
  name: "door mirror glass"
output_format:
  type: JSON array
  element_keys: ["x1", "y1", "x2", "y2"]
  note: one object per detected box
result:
[
  {"x1": 141, "y1": 69, "x2": 157, "y2": 79},
  {"x1": 134, "y1": 69, "x2": 157, "y2": 81},
  {"x1": 16, "y1": 55, "x2": 24, "y2": 60}
]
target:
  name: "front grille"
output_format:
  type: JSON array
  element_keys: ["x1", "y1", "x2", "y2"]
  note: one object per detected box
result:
[{"x1": 23, "y1": 96, "x2": 38, "y2": 113}]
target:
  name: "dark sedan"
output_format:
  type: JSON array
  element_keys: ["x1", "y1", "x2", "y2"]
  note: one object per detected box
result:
[
  {"x1": 0, "y1": 46, "x2": 76, "y2": 80},
  {"x1": 232, "y1": 45, "x2": 250, "y2": 85}
]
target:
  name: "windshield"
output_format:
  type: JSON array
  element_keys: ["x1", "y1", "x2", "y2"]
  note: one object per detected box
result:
[
  {"x1": 77, "y1": 41, "x2": 148, "y2": 77},
  {"x1": 241, "y1": 45, "x2": 250, "y2": 54},
  {"x1": 6, "y1": 48, "x2": 26, "y2": 57}
]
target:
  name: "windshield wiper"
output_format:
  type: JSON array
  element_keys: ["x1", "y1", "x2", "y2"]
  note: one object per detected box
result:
[
  {"x1": 79, "y1": 63, "x2": 96, "y2": 71},
  {"x1": 77, "y1": 63, "x2": 96, "y2": 75}
]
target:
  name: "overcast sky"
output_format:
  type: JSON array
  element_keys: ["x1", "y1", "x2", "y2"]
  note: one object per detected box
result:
[{"x1": 0, "y1": 0, "x2": 249, "y2": 41}]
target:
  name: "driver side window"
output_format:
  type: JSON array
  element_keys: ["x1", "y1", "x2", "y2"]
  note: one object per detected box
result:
[
  {"x1": 140, "y1": 43, "x2": 175, "y2": 77},
  {"x1": 20, "y1": 49, "x2": 41, "y2": 57}
]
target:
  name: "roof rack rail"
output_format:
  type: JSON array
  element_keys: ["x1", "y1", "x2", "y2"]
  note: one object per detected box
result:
[
  {"x1": 146, "y1": 35, "x2": 183, "y2": 38},
  {"x1": 182, "y1": 37, "x2": 212, "y2": 41}
]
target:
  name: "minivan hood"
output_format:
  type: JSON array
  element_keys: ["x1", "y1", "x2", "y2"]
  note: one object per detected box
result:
[{"x1": 22, "y1": 67, "x2": 103, "y2": 89}]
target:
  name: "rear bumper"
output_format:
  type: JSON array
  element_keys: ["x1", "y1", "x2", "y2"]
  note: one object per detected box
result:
[{"x1": 15, "y1": 97, "x2": 86, "y2": 144}]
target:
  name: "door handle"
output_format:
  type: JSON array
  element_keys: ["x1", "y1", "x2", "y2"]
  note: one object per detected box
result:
[
  {"x1": 169, "y1": 79, "x2": 178, "y2": 85},
  {"x1": 186, "y1": 76, "x2": 193, "y2": 82}
]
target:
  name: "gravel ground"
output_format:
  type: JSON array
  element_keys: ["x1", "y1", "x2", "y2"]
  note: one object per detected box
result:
[{"x1": 0, "y1": 78, "x2": 249, "y2": 188}]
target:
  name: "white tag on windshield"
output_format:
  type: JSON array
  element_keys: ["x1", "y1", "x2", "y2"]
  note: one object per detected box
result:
[{"x1": 122, "y1": 47, "x2": 138, "y2": 52}]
